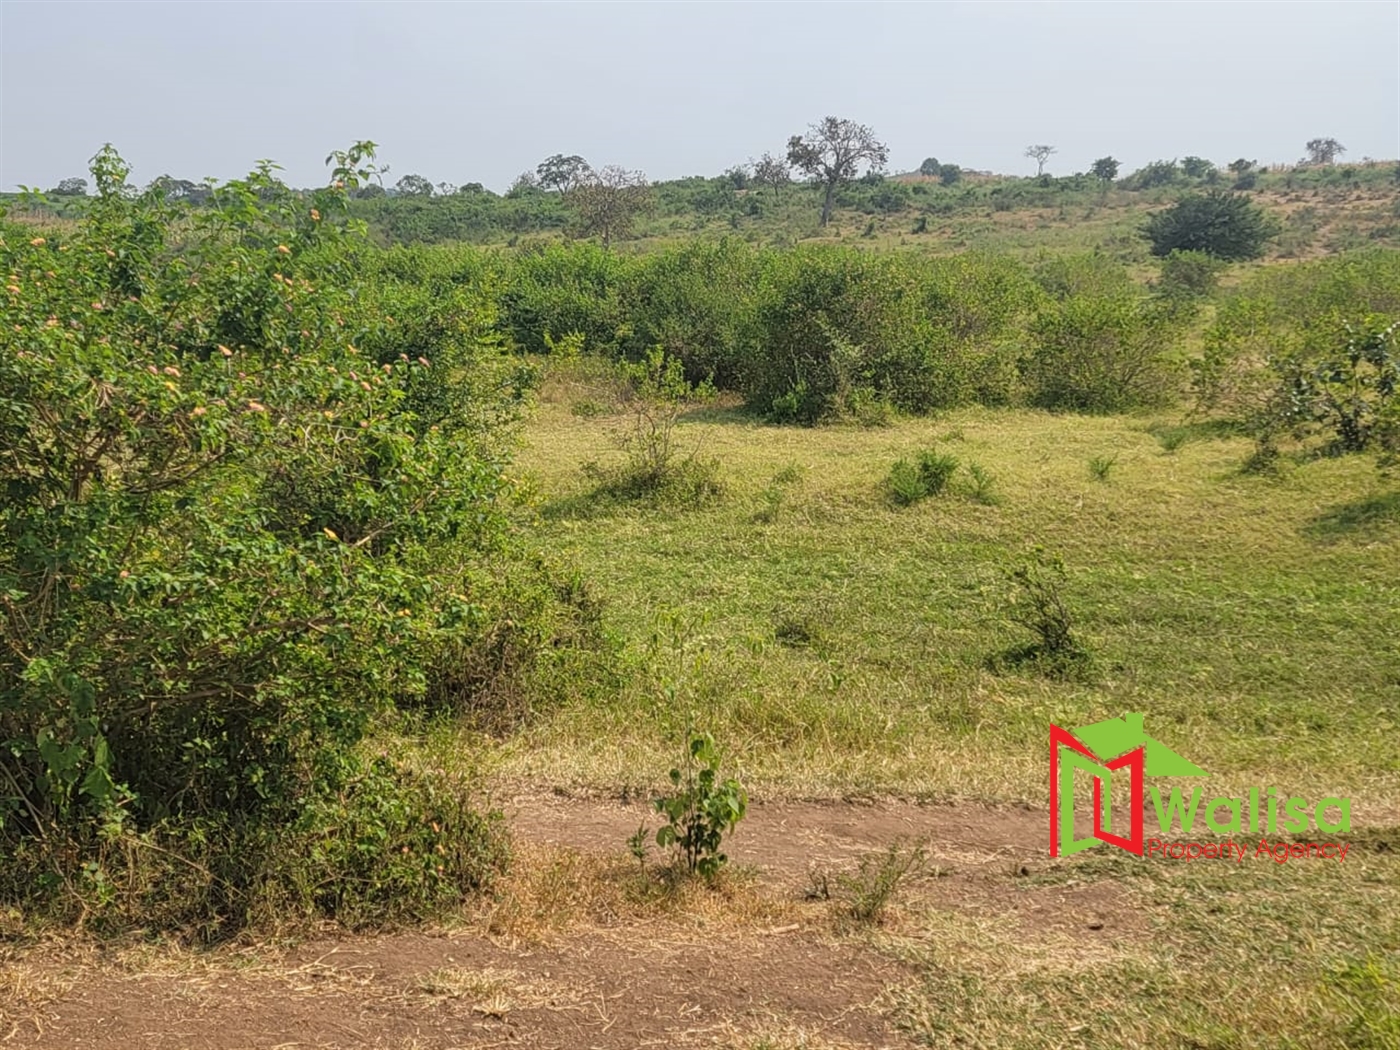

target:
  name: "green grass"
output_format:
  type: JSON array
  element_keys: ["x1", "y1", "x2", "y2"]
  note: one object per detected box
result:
[
  {"x1": 492, "y1": 364, "x2": 1400, "y2": 810},
  {"x1": 885, "y1": 841, "x2": 1400, "y2": 1048}
]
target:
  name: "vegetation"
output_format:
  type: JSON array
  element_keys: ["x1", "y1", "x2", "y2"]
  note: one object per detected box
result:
[
  {"x1": 3, "y1": 127, "x2": 1399, "y2": 1046},
  {"x1": 649, "y1": 730, "x2": 748, "y2": 878},
  {"x1": 1143, "y1": 190, "x2": 1281, "y2": 260}
]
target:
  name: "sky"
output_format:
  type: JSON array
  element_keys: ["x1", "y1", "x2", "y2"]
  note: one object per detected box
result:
[{"x1": 2, "y1": 0, "x2": 1397, "y2": 193}]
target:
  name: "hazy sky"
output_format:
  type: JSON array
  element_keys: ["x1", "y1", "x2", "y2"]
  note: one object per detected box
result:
[{"x1": 2, "y1": 1, "x2": 1397, "y2": 193}]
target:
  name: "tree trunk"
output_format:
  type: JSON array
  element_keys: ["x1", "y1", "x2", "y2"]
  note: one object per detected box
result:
[{"x1": 821, "y1": 181, "x2": 835, "y2": 226}]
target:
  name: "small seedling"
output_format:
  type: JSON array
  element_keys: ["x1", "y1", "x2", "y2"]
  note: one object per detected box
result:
[
  {"x1": 626, "y1": 823, "x2": 650, "y2": 873},
  {"x1": 653, "y1": 730, "x2": 748, "y2": 878},
  {"x1": 1088, "y1": 454, "x2": 1118, "y2": 482},
  {"x1": 965, "y1": 461, "x2": 1000, "y2": 505},
  {"x1": 834, "y1": 838, "x2": 928, "y2": 925},
  {"x1": 1156, "y1": 427, "x2": 1189, "y2": 453}
]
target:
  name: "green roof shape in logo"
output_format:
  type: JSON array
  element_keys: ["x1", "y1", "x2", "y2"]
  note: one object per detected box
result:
[{"x1": 1070, "y1": 712, "x2": 1206, "y2": 777}]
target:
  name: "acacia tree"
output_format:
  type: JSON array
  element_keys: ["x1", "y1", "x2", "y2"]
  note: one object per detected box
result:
[
  {"x1": 1305, "y1": 138, "x2": 1346, "y2": 165},
  {"x1": 536, "y1": 153, "x2": 591, "y2": 193},
  {"x1": 1025, "y1": 144, "x2": 1057, "y2": 176},
  {"x1": 786, "y1": 117, "x2": 889, "y2": 226},
  {"x1": 569, "y1": 165, "x2": 650, "y2": 248},
  {"x1": 751, "y1": 151, "x2": 791, "y2": 199}
]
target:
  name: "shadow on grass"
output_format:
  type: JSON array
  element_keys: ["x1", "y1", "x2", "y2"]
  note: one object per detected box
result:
[{"x1": 1303, "y1": 490, "x2": 1400, "y2": 544}]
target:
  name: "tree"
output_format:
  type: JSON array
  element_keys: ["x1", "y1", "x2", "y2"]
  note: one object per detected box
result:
[
  {"x1": 786, "y1": 116, "x2": 889, "y2": 226},
  {"x1": 50, "y1": 176, "x2": 88, "y2": 196},
  {"x1": 1025, "y1": 144, "x2": 1057, "y2": 176},
  {"x1": 722, "y1": 164, "x2": 750, "y2": 190},
  {"x1": 938, "y1": 163, "x2": 962, "y2": 186},
  {"x1": 569, "y1": 165, "x2": 650, "y2": 248},
  {"x1": 1142, "y1": 190, "x2": 1280, "y2": 261},
  {"x1": 1090, "y1": 157, "x2": 1120, "y2": 182},
  {"x1": 1305, "y1": 138, "x2": 1346, "y2": 165},
  {"x1": 536, "y1": 153, "x2": 591, "y2": 193},
  {"x1": 751, "y1": 152, "x2": 791, "y2": 199},
  {"x1": 507, "y1": 171, "x2": 541, "y2": 197},
  {"x1": 918, "y1": 157, "x2": 941, "y2": 177},
  {"x1": 394, "y1": 173, "x2": 433, "y2": 197},
  {"x1": 1181, "y1": 156, "x2": 1214, "y2": 179},
  {"x1": 1228, "y1": 159, "x2": 1258, "y2": 190}
]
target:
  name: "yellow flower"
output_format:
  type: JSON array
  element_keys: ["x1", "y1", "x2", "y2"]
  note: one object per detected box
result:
[
  {"x1": 322, "y1": 527, "x2": 339, "y2": 541},
  {"x1": 276, "y1": 244, "x2": 291, "y2": 254},
  {"x1": 29, "y1": 237, "x2": 45, "y2": 246}
]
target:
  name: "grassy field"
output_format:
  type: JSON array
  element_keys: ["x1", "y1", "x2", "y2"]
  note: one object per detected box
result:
[{"x1": 490, "y1": 363, "x2": 1400, "y2": 813}]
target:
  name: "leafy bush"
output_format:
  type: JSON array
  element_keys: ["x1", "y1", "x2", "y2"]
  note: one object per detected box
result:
[
  {"x1": 1142, "y1": 191, "x2": 1281, "y2": 261},
  {"x1": 997, "y1": 549, "x2": 1092, "y2": 678},
  {"x1": 1266, "y1": 317, "x2": 1400, "y2": 454},
  {"x1": 1027, "y1": 282, "x2": 1186, "y2": 412},
  {"x1": 1156, "y1": 249, "x2": 1226, "y2": 299},
  {"x1": 0, "y1": 144, "x2": 522, "y2": 931},
  {"x1": 887, "y1": 450, "x2": 958, "y2": 506},
  {"x1": 583, "y1": 347, "x2": 722, "y2": 506},
  {"x1": 650, "y1": 731, "x2": 748, "y2": 878},
  {"x1": 1194, "y1": 251, "x2": 1400, "y2": 422}
]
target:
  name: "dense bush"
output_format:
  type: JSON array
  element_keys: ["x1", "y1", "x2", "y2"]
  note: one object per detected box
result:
[
  {"x1": 1143, "y1": 190, "x2": 1280, "y2": 261},
  {"x1": 0, "y1": 146, "x2": 544, "y2": 933},
  {"x1": 1026, "y1": 254, "x2": 1188, "y2": 412},
  {"x1": 1195, "y1": 250, "x2": 1400, "y2": 420}
]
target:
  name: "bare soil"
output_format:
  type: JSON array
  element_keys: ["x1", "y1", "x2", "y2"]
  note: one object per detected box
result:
[{"x1": 2, "y1": 796, "x2": 1139, "y2": 1049}]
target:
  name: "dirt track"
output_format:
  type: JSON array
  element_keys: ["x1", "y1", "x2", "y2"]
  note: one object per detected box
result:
[{"x1": 2, "y1": 796, "x2": 1134, "y2": 1050}]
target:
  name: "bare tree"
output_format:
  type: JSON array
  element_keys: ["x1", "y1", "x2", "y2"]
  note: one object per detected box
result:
[
  {"x1": 569, "y1": 165, "x2": 650, "y2": 248},
  {"x1": 536, "y1": 153, "x2": 592, "y2": 193},
  {"x1": 750, "y1": 151, "x2": 791, "y2": 200},
  {"x1": 786, "y1": 117, "x2": 889, "y2": 226},
  {"x1": 1025, "y1": 144, "x2": 1057, "y2": 176},
  {"x1": 1304, "y1": 138, "x2": 1346, "y2": 165}
]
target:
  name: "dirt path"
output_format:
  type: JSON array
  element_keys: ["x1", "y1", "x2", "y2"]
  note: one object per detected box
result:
[{"x1": 3, "y1": 796, "x2": 1130, "y2": 1050}]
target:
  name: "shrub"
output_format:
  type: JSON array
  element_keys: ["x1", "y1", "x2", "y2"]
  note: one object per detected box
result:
[
  {"x1": 1142, "y1": 191, "x2": 1281, "y2": 261},
  {"x1": 583, "y1": 347, "x2": 722, "y2": 506},
  {"x1": 1194, "y1": 251, "x2": 1400, "y2": 423},
  {"x1": 997, "y1": 549, "x2": 1092, "y2": 678},
  {"x1": 1156, "y1": 249, "x2": 1226, "y2": 299},
  {"x1": 808, "y1": 837, "x2": 930, "y2": 926},
  {"x1": 1027, "y1": 287, "x2": 1185, "y2": 412},
  {"x1": 650, "y1": 730, "x2": 748, "y2": 878},
  {"x1": 887, "y1": 450, "x2": 958, "y2": 506},
  {"x1": 0, "y1": 144, "x2": 519, "y2": 931},
  {"x1": 1266, "y1": 317, "x2": 1400, "y2": 453},
  {"x1": 498, "y1": 241, "x2": 630, "y2": 355}
]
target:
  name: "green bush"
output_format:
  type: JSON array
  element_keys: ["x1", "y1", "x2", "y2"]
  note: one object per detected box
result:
[
  {"x1": 887, "y1": 449, "x2": 958, "y2": 506},
  {"x1": 1142, "y1": 190, "x2": 1281, "y2": 261},
  {"x1": 650, "y1": 730, "x2": 748, "y2": 879},
  {"x1": 1027, "y1": 281, "x2": 1186, "y2": 412},
  {"x1": 1194, "y1": 250, "x2": 1400, "y2": 420},
  {"x1": 0, "y1": 145, "x2": 522, "y2": 931},
  {"x1": 498, "y1": 241, "x2": 630, "y2": 356}
]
